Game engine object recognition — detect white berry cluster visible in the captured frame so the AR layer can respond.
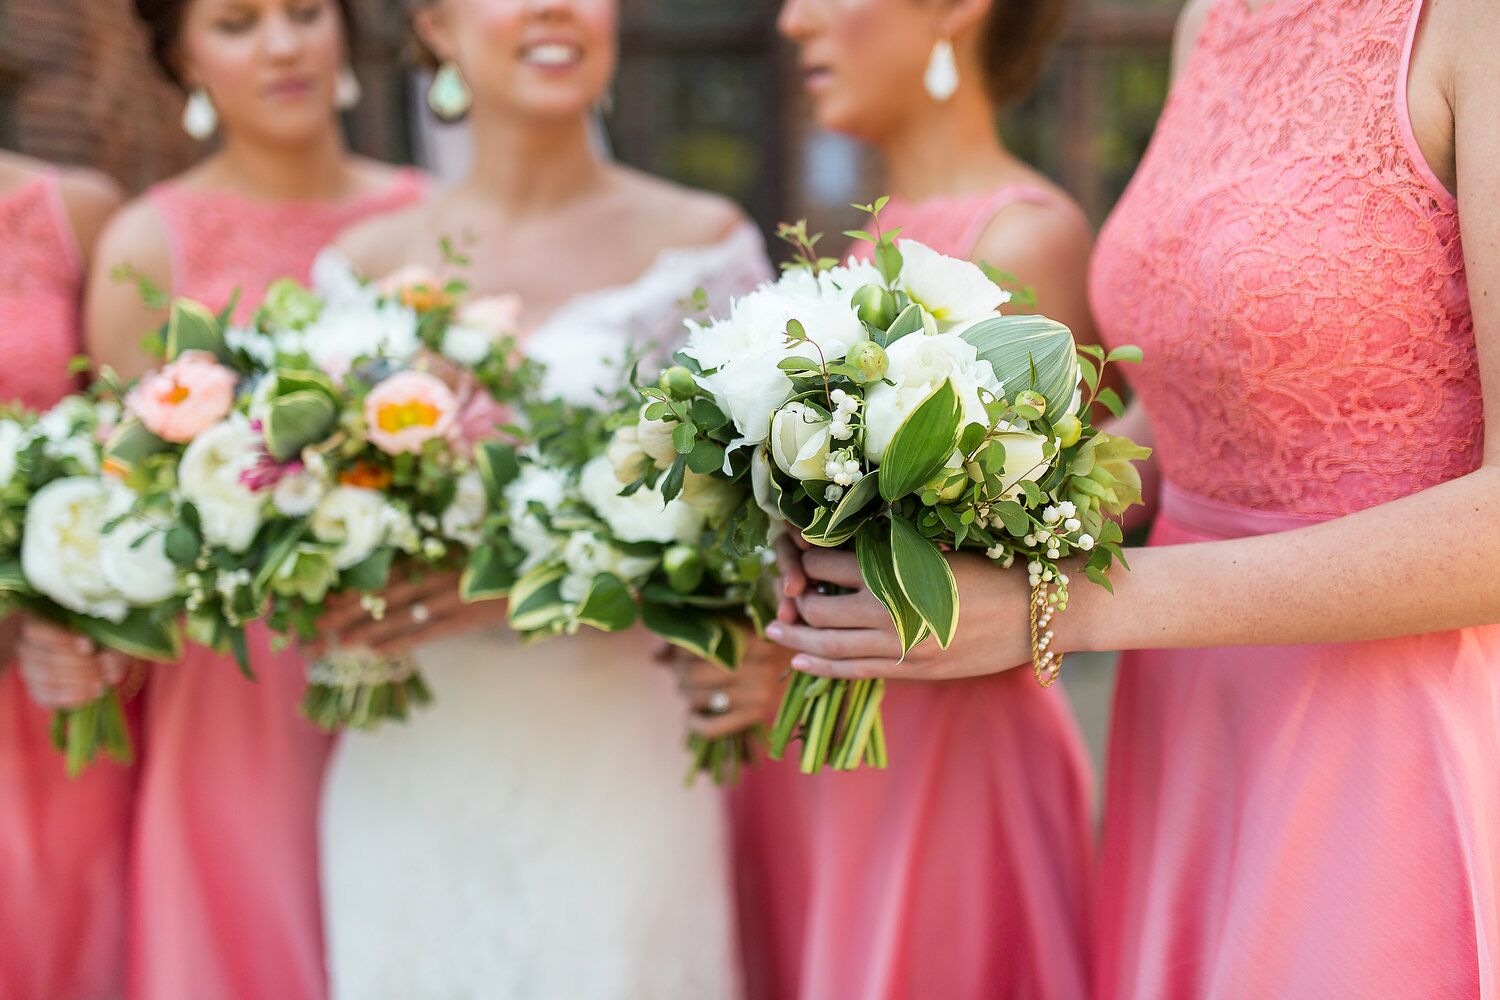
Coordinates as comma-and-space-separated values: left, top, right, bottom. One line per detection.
828, 388, 859, 442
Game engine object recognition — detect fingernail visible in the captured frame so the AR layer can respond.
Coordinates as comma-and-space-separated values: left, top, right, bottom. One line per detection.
764, 623, 783, 640
792, 655, 815, 671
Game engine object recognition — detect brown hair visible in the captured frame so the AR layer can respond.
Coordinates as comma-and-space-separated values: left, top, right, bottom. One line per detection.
132, 0, 360, 89
979, 0, 1071, 107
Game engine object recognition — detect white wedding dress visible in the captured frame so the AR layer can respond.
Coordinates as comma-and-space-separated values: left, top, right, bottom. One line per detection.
320, 223, 770, 1000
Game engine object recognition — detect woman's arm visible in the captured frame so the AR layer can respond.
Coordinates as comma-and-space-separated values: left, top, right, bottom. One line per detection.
84, 198, 173, 381
767, 3, 1500, 678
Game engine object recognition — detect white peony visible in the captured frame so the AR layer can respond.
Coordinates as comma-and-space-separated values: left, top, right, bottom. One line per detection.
310, 487, 388, 569
439, 324, 494, 367
0, 419, 25, 486
559, 531, 657, 605
504, 462, 570, 571
578, 455, 705, 546
22, 477, 130, 622
310, 248, 374, 308
897, 239, 1009, 326
271, 468, 327, 517
98, 490, 180, 607
301, 299, 420, 379
178, 417, 265, 553
769, 401, 834, 481
440, 468, 488, 547
863, 332, 1003, 464
225, 325, 278, 367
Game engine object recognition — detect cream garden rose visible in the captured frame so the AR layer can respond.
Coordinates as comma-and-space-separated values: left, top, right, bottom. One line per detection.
310, 486, 388, 570
178, 417, 265, 553
578, 455, 704, 546
863, 332, 1004, 464
22, 477, 130, 622
769, 401, 834, 481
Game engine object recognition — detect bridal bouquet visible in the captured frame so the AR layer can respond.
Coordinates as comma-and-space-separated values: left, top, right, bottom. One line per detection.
633, 201, 1149, 773
0, 395, 184, 774
97, 255, 536, 732
498, 388, 777, 784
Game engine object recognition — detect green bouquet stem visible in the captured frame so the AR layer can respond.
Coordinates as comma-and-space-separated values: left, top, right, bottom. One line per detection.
300, 647, 432, 731
686, 729, 760, 787
50, 688, 132, 778
768, 672, 889, 774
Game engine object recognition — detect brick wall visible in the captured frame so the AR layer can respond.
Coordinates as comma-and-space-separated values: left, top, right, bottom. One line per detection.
0, 0, 200, 192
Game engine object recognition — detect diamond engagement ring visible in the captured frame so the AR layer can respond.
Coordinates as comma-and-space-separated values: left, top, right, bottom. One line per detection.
706, 689, 732, 716
410, 602, 431, 625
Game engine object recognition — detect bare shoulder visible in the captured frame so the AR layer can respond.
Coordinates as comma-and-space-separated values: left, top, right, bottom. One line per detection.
971, 187, 1095, 338
607, 167, 751, 250
1172, 0, 1218, 83
334, 197, 440, 278
348, 156, 420, 195
56, 168, 124, 262
93, 193, 171, 286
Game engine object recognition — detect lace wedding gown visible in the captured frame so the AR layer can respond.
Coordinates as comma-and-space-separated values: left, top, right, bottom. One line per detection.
320, 223, 770, 1000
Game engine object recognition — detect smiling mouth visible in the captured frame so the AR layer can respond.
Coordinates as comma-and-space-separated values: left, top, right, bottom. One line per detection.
520, 42, 583, 68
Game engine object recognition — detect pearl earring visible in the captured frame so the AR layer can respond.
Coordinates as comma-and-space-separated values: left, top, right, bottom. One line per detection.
182, 88, 218, 140
428, 61, 472, 122
924, 38, 959, 102
335, 67, 362, 111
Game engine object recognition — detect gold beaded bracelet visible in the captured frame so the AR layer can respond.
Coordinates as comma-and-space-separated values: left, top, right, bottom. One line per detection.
1030, 578, 1063, 687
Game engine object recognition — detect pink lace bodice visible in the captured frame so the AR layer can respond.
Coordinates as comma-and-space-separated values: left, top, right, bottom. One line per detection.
0, 174, 84, 409
149, 168, 427, 320
1091, 0, 1475, 517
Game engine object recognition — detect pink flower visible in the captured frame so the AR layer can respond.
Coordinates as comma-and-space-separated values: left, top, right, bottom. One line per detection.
458, 295, 523, 338
364, 370, 458, 455
447, 372, 513, 453
124, 351, 238, 444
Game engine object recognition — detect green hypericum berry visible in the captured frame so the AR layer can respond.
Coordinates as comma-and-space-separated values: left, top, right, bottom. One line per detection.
851, 284, 897, 329
847, 340, 890, 383
1054, 413, 1083, 448
663, 545, 706, 593
659, 366, 699, 401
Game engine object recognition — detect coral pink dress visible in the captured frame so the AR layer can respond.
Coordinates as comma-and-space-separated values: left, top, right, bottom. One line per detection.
0, 171, 135, 1000
731, 186, 1097, 1000
129, 170, 425, 1000
1090, 1, 1500, 996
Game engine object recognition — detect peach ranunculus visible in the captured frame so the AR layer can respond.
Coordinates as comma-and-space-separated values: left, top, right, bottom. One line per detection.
378, 265, 452, 312
363, 370, 458, 455
124, 350, 238, 444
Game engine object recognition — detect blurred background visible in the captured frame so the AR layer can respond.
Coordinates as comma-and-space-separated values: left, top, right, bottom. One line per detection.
0, 0, 1176, 773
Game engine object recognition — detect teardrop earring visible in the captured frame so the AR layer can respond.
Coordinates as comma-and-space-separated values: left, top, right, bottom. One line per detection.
182, 88, 218, 140
924, 39, 959, 102
335, 67, 362, 111
428, 61, 472, 122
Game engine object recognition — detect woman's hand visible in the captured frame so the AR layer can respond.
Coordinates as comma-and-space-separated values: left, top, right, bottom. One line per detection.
667, 637, 786, 740
310, 570, 500, 657
765, 544, 1033, 681
16, 617, 130, 709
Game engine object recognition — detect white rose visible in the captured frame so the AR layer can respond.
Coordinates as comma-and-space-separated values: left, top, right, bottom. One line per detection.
504, 463, 570, 571
769, 401, 834, 481
439, 324, 494, 367
636, 408, 680, 470
21, 478, 129, 623
272, 469, 327, 517
178, 417, 265, 553
440, 468, 488, 547
578, 455, 705, 545
559, 532, 657, 604
864, 333, 1003, 464
310, 487, 388, 569
98, 493, 179, 606
897, 239, 1009, 326
0, 420, 25, 486
990, 428, 1054, 499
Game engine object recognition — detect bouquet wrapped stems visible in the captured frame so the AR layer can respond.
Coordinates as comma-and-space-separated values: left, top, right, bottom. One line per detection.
300, 646, 432, 731
686, 730, 758, 786
50, 688, 132, 777
770, 672, 888, 773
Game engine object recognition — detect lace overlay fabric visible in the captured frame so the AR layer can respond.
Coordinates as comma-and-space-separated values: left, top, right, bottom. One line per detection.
149, 169, 428, 318
0, 176, 83, 409
1090, 0, 1475, 517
